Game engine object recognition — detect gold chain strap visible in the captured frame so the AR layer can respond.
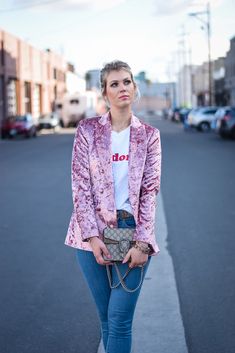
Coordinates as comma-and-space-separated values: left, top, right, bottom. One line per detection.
106, 263, 144, 293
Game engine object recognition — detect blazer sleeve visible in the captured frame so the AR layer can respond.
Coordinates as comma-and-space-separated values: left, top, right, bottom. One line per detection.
134, 128, 162, 245
71, 122, 100, 241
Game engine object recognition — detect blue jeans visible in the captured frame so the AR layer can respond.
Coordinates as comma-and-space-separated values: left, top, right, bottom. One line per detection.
76, 211, 151, 353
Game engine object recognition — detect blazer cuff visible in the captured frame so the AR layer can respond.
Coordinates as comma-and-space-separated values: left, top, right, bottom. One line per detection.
82, 235, 99, 242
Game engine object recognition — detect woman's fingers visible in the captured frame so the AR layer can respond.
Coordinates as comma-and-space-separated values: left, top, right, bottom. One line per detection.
90, 238, 112, 265
95, 247, 112, 266
125, 248, 148, 268
94, 242, 147, 267
96, 254, 109, 265
100, 244, 111, 259
122, 249, 131, 264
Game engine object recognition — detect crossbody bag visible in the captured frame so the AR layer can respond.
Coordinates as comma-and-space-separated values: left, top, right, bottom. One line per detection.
103, 227, 144, 293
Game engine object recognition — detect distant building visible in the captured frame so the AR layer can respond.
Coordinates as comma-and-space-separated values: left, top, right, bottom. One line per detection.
134, 79, 176, 112
225, 36, 235, 106
213, 57, 229, 106
177, 64, 198, 107
177, 59, 229, 107
66, 63, 86, 94
193, 62, 212, 106
85, 69, 100, 90
0, 28, 68, 135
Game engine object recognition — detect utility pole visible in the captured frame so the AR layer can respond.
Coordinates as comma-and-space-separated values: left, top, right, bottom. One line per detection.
170, 51, 179, 107
189, 2, 212, 105
188, 45, 194, 107
207, 2, 212, 106
178, 25, 188, 107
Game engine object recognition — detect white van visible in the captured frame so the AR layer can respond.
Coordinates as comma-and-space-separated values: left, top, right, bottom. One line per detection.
55, 91, 98, 127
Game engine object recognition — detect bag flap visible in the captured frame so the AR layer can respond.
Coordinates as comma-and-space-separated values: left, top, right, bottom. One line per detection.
103, 227, 134, 242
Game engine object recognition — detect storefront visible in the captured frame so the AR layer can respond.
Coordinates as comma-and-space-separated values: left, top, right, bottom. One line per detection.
7, 78, 18, 116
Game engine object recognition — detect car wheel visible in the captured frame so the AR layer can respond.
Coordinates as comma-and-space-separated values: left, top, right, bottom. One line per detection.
25, 129, 33, 138
219, 131, 228, 139
198, 122, 210, 132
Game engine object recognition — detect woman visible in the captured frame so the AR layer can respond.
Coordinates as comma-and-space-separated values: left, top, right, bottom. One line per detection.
65, 60, 162, 353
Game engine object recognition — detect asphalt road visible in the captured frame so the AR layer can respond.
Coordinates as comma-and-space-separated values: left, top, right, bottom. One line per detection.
0, 119, 235, 353
150, 117, 235, 353
0, 131, 100, 353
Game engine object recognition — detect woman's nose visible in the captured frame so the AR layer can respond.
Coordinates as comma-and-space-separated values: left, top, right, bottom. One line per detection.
119, 83, 126, 92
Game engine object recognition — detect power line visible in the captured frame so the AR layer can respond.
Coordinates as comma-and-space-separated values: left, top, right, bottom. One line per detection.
0, 0, 63, 13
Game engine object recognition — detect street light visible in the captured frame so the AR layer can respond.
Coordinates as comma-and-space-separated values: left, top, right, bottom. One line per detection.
189, 2, 212, 105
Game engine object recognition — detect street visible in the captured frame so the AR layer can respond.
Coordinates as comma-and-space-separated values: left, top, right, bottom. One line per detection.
158, 118, 235, 353
0, 117, 235, 353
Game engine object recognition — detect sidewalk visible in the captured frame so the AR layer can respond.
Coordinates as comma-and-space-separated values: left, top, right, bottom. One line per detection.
98, 191, 188, 353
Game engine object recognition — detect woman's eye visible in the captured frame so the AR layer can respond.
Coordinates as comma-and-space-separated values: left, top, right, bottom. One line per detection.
110, 82, 118, 87
124, 80, 131, 85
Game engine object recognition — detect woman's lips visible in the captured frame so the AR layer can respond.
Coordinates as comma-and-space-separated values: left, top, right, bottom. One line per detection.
119, 95, 129, 100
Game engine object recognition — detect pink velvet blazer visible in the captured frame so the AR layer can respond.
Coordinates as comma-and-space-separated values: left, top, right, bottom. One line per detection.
65, 112, 162, 255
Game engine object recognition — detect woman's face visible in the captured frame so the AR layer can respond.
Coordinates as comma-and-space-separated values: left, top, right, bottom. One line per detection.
104, 69, 136, 109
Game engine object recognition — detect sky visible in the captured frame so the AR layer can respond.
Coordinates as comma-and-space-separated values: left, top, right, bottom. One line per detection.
0, 0, 234, 82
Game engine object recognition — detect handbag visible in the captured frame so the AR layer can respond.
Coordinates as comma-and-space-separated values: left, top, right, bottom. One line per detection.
103, 227, 144, 293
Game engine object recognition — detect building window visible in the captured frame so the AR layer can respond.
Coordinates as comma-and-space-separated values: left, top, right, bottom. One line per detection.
54, 85, 57, 100
1, 41, 4, 66
0, 75, 5, 122
53, 68, 57, 79
24, 82, 31, 113
70, 99, 79, 104
7, 79, 18, 116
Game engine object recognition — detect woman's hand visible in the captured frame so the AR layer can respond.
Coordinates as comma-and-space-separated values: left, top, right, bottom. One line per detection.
122, 247, 148, 268
89, 237, 113, 265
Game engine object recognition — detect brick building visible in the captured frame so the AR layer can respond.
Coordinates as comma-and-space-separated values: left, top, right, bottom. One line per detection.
0, 29, 67, 132
225, 36, 235, 106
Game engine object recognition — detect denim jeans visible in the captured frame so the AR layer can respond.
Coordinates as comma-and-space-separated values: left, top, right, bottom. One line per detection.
76, 211, 151, 353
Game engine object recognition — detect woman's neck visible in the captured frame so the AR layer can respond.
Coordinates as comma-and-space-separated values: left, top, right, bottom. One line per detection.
110, 107, 132, 132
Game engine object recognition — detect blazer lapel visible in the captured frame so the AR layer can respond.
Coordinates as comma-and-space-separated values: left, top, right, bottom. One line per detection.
96, 112, 114, 190
128, 116, 147, 218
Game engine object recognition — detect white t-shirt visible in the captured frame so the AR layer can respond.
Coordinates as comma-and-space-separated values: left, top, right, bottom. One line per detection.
111, 126, 132, 214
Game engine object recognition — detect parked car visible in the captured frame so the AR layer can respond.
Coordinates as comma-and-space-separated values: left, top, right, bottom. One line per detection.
38, 112, 60, 131
187, 107, 218, 132
211, 106, 232, 131
1, 114, 37, 139
216, 107, 235, 139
